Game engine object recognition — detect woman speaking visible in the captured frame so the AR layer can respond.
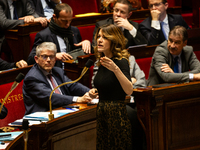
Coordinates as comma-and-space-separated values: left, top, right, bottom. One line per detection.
93, 24, 133, 150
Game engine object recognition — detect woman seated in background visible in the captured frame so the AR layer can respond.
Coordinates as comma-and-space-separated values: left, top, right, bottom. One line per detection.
93, 24, 133, 150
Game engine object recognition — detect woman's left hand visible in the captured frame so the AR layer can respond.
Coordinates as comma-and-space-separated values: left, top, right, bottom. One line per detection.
100, 56, 118, 72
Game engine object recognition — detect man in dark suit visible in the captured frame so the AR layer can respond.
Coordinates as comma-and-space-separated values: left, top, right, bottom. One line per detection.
0, 103, 8, 119
23, 42, 96, 115
27, 3, 91, 67
0, 58, 27, 71
148, 26, 200, 86
28, 0, 61, 19
139, 0, 190, 46
0, 0, 48, 53
92, 0, 147, 49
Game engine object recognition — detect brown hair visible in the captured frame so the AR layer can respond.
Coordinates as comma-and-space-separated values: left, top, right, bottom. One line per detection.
94, 24, 130, 66
169, 25, 188, 42
114, 0, 133, 12
54, 3, 72, 18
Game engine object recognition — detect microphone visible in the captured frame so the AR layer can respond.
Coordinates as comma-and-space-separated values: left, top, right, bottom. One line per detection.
0, 73, 25, 114
22, 119, 29, 150
48, 59, 94, 121
11, 73, 25, 91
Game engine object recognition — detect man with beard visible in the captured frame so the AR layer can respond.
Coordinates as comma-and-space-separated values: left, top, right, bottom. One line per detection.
27, 3, 91, 68
148, 26, 200, 86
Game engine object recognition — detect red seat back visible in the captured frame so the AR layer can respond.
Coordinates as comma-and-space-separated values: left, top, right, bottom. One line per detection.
29, 32, 37, 52
0, 81, 25, 127
136, 57, 152, 79
78, 25, 96, 43
194, 51, 200, 61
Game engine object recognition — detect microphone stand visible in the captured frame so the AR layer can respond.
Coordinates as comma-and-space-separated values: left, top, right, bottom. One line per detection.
0, 91, 12, 114
48, 62, 91, 121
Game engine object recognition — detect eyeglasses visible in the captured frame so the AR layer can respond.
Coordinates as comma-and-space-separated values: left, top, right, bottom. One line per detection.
40, 55, 55, 60
148, 2, 163, 9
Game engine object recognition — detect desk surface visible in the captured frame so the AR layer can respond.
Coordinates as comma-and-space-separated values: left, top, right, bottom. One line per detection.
6, 103, 97, 150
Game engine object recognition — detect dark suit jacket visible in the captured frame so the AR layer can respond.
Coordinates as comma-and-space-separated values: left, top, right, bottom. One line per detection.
148, 41, 200, 86
0, 58, 15, 71
0, 0, 39, 49
139, 14, 190, 46
27, 26, 82, 67
0, 103, 8, 119
23, 63, 90, 115
28, 0, 55, 17
92, 17, 147, 49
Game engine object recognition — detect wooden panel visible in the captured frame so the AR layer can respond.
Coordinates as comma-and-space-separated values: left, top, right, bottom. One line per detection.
52, 121, 96, 150
133, 81, 200, 150
166, 98, 200, 150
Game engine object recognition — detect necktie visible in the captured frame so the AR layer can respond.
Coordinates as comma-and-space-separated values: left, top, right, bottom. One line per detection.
63, 37, 71, 52
161, 22, 167, 40
174, 56, 179, 73
47, 74, 61, 94
13, 1, 18, 20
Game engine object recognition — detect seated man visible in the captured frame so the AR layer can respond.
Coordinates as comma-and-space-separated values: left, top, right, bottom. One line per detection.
0, 0, 48, 52
139, 0, 190, 46
27, 3, 91, 68
28, 0, 61, 20
0, 103, 8, 119
23, 42, 96, 115
148, 26, 200, 86
0, 58, 27, 71
93, 0, 147, 49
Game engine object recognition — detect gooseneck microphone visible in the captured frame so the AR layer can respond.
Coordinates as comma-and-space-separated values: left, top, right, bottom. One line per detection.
48, 59, 94, 121
22, 119, 29, 150
0, 73, 25, 114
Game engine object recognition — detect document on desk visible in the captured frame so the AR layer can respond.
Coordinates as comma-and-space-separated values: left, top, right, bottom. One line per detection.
24, 109, 78, 121
0, 131, 23, 141
9, 109, 79, 126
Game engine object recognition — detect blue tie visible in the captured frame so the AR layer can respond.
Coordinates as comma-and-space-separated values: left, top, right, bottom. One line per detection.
174, 56, 179, 73
161, 22, 167, 40
13, 1, 18, 20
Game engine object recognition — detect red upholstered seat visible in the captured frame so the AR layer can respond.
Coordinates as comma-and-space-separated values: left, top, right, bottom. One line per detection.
29, 32, 37, 52
135, 57, 152, 79
194, 51, 200, 61
78, 25, 96, 42
0, 81, 25, 127
61, 0, 99, 16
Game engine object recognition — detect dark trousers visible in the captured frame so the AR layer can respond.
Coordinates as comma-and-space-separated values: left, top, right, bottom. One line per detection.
126, 103, 146, 150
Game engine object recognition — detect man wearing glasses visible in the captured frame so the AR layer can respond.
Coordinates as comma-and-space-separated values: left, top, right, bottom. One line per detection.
23, 42, 96, 115
139, 0, 190, 46
92, 0, 147, 49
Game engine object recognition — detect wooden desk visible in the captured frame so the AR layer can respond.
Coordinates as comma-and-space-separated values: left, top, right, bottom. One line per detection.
3, 7, 181, 62
7, 104, 97, 150
128, 27, 200, 59
4, 23, 44, 62
0, 65, 32, 85
133, 82, 200, 150
71, 7, 181, 27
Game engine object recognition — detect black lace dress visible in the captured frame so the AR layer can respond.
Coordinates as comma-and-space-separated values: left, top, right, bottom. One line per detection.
94, 58, 132, 150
